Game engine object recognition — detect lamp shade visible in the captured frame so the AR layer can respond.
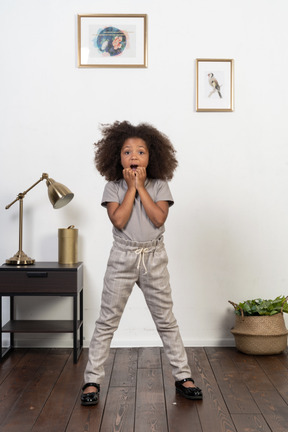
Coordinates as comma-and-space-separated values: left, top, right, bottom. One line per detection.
47, 178, 74, 209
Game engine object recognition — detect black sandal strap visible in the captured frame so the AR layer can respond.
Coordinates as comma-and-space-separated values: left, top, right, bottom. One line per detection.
178, 378, 195, 385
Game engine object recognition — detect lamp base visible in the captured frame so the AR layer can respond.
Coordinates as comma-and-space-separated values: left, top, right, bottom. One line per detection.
6, 250, 35, 265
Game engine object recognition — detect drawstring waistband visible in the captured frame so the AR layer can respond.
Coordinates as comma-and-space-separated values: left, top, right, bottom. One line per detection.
135, 247, 153, 274
112, 235, 164, 275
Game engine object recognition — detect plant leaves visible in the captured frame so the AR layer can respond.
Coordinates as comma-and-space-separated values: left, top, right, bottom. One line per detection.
230, 295, 288, 316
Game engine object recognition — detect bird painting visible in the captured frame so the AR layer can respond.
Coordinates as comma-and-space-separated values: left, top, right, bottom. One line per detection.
208, 73, 222, 98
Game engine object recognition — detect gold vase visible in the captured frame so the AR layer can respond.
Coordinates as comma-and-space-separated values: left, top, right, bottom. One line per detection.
58, 226, 78, 264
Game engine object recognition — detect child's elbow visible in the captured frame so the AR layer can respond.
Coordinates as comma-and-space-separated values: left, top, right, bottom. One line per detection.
153, 216, 166, 228
110, 215, 127, 230
154, 222, 164, 229
113, 221, 126, 230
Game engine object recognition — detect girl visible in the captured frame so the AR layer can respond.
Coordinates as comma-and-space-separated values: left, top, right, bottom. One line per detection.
81, 121, 202, 405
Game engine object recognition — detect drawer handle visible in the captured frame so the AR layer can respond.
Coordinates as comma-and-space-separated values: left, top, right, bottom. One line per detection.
26, 272, 48, 278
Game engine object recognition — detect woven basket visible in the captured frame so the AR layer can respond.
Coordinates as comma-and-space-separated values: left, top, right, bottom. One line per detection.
229, 300, 288, 355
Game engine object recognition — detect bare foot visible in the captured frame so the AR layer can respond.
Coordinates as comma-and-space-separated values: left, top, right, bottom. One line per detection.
83, 385, 98, 394
182, 380, 196, 389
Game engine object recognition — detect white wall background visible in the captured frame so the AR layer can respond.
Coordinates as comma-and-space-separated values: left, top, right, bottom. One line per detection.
1, 0, 288, 348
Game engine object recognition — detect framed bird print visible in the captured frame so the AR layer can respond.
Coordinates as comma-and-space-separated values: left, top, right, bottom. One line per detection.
78, 14, 147, 68
196, 59, 234, 112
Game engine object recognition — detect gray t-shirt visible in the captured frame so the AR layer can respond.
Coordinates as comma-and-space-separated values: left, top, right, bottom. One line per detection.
101, 178, 174, 242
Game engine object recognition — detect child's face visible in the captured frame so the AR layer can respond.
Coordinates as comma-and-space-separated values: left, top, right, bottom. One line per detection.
121, 137, 149, 171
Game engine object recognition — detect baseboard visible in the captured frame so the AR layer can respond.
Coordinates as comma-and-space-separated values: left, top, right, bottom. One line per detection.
13, 335, 235, 349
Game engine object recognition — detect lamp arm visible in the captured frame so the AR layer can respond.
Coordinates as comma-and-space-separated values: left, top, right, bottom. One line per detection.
5, 173, 49, 210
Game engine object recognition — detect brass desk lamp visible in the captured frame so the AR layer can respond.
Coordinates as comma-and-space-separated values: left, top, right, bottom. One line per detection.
5, 173, 74, 265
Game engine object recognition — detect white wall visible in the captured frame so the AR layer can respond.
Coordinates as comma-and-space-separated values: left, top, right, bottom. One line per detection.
1, 0, 288, 349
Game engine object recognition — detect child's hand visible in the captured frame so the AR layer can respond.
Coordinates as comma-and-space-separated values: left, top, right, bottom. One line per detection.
123, 168, 136, 190
135, 167, 147, 190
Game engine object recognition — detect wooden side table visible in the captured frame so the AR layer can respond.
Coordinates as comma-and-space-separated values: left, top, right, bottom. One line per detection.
0, 262, 83, 363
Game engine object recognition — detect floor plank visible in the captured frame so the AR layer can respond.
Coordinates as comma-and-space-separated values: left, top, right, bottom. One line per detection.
255, 355, 288, 404
101, 386, 136, 432
1, 349, 71, 432
30, 349, 86, 432
0, 349, 51, 426
110, 348, 138, 387
161, 350, 202, 432
138, 347, 161, 370
226, 349, 275, 392
250, 390, 288, 432
231, 414, 271, 432
135, 368, 167, 432
205, 347, 260, 414
0, 347, 287, 432
187, 347, 237, 432
0, 349, 27, 384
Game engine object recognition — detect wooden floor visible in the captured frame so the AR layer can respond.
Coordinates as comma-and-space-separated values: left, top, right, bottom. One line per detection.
0, 347, 288, 432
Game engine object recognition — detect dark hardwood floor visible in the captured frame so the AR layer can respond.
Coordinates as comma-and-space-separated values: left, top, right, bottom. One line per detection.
0, 346, 288, 431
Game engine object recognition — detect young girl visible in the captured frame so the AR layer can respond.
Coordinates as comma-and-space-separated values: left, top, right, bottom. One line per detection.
81, 121, 202, 405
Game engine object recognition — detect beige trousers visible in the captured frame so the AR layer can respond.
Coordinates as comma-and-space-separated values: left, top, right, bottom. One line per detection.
84, 236, 191, 384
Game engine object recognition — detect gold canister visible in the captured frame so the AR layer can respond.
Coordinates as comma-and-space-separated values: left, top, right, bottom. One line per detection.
58, 225, 78, 264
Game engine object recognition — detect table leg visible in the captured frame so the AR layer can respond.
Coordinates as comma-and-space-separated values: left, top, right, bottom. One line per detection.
10, 296, 14, 348
73, 295, 77, 363
80, 289, 83, 354
0, 296, 2, 358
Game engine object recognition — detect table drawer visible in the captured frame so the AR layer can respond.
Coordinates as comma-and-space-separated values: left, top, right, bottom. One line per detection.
0, 270, 80, 294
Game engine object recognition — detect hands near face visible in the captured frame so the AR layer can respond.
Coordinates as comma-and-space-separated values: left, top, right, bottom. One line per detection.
123, 167, 146, 191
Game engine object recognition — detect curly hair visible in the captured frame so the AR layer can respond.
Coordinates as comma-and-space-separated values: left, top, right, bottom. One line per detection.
94, 121, 178, 181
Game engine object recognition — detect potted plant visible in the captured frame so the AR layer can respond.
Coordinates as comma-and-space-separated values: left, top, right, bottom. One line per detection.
228, 295, 288, 355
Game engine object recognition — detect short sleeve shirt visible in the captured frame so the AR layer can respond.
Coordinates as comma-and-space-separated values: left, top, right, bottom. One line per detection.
101, 179, 174, 242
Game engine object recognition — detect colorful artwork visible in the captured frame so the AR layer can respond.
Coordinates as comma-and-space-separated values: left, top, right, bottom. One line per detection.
78, 14, 147, 68
93, 27, 127, 57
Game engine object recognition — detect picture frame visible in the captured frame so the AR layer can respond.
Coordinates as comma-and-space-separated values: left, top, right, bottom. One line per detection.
196, 59, 234, 112
77, 14, 147, 68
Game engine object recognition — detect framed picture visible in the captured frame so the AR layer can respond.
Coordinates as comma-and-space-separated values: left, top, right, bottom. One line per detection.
196, 59, 234, 111
77, 14, 147, 68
